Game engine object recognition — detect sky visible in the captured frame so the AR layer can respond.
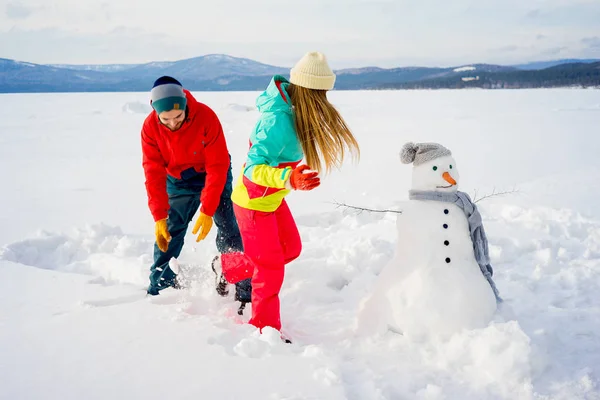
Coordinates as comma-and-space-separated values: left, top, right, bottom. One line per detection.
1, 0, 599, 68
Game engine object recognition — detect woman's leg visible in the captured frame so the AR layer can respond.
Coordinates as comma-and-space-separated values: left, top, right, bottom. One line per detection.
274, 200, 302, 264
233, 205, 286, 331
221, 202, 302, 331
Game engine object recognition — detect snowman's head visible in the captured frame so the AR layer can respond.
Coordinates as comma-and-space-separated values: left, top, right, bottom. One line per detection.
400, 142, 460, 192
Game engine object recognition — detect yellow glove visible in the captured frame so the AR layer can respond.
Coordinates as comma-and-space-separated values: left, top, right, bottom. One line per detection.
155, 218, 171, 252
192, 212, 213, 242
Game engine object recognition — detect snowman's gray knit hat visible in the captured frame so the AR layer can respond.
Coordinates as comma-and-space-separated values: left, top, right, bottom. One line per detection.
400, 142, 452, 166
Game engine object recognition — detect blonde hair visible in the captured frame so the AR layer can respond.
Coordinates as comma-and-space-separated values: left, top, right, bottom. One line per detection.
287, 84, 360, 173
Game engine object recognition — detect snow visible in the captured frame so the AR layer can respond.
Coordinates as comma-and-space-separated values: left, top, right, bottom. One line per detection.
16, 61, 36, 68
122, 100, 152, 114
454, 66, 477, 72
1, 89, 600, 399
75, 74, 93, 81
226, 103, 255, 112
462, 76, 480, 82
204, 54, 235, 61
144, 61, 176, 68
49, 64, 139, 72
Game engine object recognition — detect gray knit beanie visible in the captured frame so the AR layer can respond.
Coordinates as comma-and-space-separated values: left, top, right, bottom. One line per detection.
400, 142, 452, 166
151, 76, 187, 114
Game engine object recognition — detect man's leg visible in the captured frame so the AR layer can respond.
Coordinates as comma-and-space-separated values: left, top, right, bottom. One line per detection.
148, 192, 200, 295
212, 166, 252, 302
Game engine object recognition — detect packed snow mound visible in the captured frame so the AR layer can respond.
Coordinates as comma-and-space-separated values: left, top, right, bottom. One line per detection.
423, 321, 536, 399
0, 224, 151, 286
122, 101, 152, 114
226, 103, 256, 112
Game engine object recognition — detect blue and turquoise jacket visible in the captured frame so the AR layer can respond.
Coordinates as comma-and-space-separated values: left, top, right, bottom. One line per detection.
231, 75, 303, 212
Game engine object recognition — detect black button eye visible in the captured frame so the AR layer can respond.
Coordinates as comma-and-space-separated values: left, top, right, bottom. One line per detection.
443, 224, 448, 229
444, 209, 449, 214
445, 258, 451, 263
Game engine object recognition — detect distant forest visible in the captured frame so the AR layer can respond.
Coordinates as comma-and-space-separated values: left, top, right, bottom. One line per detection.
382, 62, 600, 89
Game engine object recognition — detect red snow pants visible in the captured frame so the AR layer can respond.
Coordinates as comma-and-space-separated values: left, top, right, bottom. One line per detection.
220, 200, 301, 331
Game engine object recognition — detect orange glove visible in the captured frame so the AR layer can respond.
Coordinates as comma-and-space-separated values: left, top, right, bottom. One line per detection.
155, 218, 171, 252
192, 212, 213, 242
289, 165, 320, 191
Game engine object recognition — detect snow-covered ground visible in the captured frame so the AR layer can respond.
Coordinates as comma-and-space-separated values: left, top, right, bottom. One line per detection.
1, 89, 599, 399
453, 66, 476, 72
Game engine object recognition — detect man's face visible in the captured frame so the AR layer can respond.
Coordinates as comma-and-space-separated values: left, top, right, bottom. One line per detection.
158, 109, 185, 131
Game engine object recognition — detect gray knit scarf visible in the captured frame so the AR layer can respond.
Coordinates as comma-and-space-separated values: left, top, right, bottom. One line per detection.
408, 190, 501, 303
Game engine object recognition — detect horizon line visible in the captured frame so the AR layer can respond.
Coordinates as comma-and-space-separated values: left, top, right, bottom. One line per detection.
3, 53, 600, 71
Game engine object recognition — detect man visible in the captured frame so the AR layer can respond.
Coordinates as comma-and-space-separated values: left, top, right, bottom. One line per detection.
141, 75, 251, 306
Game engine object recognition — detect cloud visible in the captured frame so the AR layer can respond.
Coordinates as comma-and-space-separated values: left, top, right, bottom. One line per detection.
541, 46, 568, 55
0, 27, 175, 64
1, 0, 600, 67
521, 2, 600, 28
5, 2, 32, 19
581, 37, 600, 48
496, 45, 520, 53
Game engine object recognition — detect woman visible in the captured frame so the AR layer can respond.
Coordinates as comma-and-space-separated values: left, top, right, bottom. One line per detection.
217, 51, 360, 336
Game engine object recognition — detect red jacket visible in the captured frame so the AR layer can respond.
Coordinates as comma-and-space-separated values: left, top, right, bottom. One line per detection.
141, 90, 230, 221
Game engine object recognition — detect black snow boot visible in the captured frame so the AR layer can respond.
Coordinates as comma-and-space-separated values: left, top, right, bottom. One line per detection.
211, 255, 229, 297
237, 301, 249, 315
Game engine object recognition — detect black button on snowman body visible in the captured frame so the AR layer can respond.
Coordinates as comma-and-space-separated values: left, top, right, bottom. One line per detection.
443, 209, 451, 263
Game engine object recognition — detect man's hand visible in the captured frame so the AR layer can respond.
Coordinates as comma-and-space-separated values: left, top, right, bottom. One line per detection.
155, 218, 171, 252
192, 212, 213, 242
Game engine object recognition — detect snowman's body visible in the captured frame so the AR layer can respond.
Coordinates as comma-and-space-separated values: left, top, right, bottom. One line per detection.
372, 200, 497, 336
356, 144, 497, 337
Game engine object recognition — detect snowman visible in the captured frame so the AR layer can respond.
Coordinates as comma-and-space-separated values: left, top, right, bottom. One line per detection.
356, 142, 500, 337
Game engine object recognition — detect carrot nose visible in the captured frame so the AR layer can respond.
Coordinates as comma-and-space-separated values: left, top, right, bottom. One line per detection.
442, 172, 457, 185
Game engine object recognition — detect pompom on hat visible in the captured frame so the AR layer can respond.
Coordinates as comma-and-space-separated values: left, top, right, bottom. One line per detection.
290, 51, 336, 90
400, 142, 452, 166
151, 76, 187, 114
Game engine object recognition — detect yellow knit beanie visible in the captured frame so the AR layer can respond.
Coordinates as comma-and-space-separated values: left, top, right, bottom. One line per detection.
289, 51, 336, 90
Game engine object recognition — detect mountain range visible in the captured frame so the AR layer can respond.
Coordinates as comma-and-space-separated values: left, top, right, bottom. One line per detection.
1, 54, 599, 93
